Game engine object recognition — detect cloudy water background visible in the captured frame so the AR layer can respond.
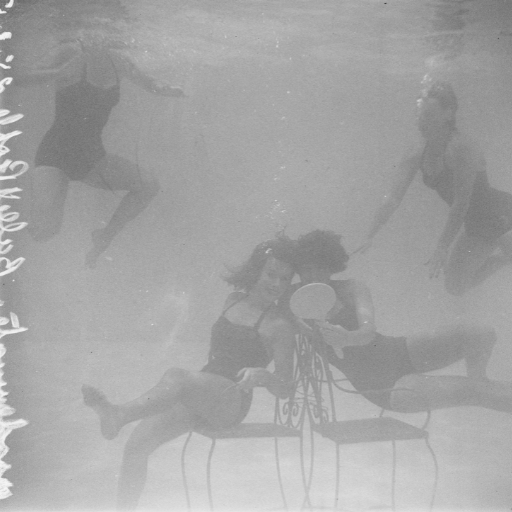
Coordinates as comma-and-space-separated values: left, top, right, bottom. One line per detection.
3, 0, 512, 510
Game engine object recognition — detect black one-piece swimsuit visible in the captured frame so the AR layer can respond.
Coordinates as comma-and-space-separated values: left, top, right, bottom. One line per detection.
201, 296, 272, 424
35, 63, 120, 180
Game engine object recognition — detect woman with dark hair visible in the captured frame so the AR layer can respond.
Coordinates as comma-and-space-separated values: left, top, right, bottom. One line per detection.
361, 80, 512, 295
82, 236, 297, 510
14, 31, 184, 268
294, 229, 512, 414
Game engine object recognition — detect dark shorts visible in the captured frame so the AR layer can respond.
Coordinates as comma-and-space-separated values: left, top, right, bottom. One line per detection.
35, 128, 106, 181
195, 366, 253, 430
329, 333, 415, 409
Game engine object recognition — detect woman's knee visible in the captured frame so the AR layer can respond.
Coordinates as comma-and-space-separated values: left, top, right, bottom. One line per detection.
160, 367, 191, 386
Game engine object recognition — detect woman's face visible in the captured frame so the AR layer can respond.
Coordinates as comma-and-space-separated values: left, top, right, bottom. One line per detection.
298, 263, 332, 285
253, 256, 294, 303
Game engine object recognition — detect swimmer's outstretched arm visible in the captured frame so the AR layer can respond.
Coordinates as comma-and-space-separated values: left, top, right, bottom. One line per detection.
12, 43, 81, 86
359, 148, 421, 252
108, 49, 185, 97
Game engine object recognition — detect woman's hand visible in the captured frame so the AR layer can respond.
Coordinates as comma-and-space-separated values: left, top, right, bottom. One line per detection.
236, 367, 270, 391
316, 318, 376, 348
315, 321, 351, 347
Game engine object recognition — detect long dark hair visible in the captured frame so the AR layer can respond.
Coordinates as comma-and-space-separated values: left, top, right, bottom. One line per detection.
295, 230, 349, 274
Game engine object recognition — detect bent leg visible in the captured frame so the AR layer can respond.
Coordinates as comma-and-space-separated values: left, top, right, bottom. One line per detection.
83, 368, 243, 439
83, 154, 159, 267
444, 231, 502, 296
406, 324, 496, 380
29, 165, 69, 241
117, 404, 195, 511
390, 373, 512, 414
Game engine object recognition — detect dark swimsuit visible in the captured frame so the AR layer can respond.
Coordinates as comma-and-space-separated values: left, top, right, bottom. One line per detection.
312, 281, 415, 409
201, 294, 272, 425
35, 60, 121, 181
421, 148, 512, 240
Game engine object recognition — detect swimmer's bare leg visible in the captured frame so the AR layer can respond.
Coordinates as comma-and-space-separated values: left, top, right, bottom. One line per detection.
82, 385, 123, 440
406, 324, 496, 381
117, 407, 193, 511
81, 374, 185, 441
29, 165, 69, 241
83, 154, 159, 268
444, 231, 499, 295
83, 369, 241, 442
85, 183, 158, 267
390, 373, 512, 414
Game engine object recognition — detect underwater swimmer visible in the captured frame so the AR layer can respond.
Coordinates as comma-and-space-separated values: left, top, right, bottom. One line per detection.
293, 230, 512, 414
360, 81, 512, 295
82, 237, 296, 510
14, 33, 184, 268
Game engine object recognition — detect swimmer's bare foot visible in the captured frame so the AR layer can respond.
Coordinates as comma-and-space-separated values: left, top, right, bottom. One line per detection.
82, 385, 123, 440
85, 229, 113, 269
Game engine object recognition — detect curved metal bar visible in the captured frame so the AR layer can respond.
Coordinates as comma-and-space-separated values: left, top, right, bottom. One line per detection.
299, 425, 313, 510
391, 440, 397, 512
425, 437, 439, 512
181, 431, 193, 512
206, 439, 217, 511
274, 437, 288, 510
300, 333, 440, 512
334, 443, 340, 510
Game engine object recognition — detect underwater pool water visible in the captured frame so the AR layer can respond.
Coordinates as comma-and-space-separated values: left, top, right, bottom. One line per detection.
3, 0, 512, 510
